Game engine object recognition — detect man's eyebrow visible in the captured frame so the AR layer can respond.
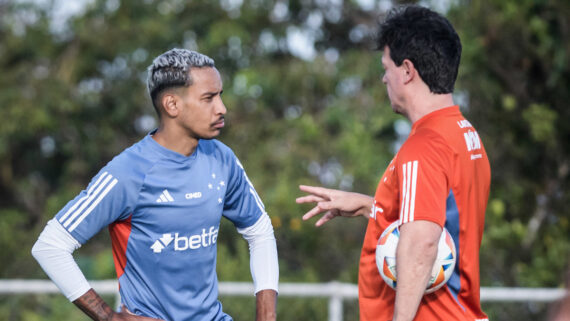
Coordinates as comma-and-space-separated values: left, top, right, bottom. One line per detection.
201, 90, 221, 97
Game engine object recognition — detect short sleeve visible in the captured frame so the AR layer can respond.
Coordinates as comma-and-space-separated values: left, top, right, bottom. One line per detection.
54, 168, 134, 244
396, 129, 453, 227
222, 153, 265, 229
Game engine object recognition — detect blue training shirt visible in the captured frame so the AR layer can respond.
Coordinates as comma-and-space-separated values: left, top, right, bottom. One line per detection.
55, 132, 266, 321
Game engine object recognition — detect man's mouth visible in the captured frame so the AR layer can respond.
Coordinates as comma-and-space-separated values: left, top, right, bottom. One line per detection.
212, 118, 225, 129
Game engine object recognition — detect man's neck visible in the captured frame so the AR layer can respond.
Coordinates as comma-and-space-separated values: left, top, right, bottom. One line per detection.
405, 93, 455, 124
152, 126, 199, 157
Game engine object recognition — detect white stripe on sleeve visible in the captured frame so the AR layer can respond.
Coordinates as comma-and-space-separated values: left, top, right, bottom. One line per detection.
58, 172, 110, 223
236, 158, 266, 212
400, 162, 408, 224
249, 188, 266, 214
60, 173, 118, 232
68, 178, 118, 232
409, 160, 418, 222
400, 161, 418, 224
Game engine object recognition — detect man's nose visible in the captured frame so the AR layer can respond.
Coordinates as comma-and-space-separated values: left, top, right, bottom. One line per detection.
215, 96, 227, 115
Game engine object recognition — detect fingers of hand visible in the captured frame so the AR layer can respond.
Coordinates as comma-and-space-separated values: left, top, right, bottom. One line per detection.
116, 306, 163, 321
302, 205, 324, 221
296, 195, 327, 204
316, 211, 337, 227
120, 305, 134, 315
298, 185, 332, 198
316, 200, 334, 210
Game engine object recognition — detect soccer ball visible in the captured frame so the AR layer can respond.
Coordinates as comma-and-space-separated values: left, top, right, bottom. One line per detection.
375, 221, 456, 294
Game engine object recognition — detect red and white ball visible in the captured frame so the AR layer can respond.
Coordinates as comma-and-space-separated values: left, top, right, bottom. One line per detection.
375, 221, 457, 294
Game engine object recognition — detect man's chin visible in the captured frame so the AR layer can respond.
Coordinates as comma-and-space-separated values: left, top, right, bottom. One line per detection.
391, 104, 403, 115
199, 130, 222, 140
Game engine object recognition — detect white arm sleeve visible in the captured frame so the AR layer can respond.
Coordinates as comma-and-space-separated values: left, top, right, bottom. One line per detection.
237, 214, 279, 294
31, 219, 91, 301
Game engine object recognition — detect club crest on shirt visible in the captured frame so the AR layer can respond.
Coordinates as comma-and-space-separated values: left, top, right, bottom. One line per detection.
207, 172, 226, 204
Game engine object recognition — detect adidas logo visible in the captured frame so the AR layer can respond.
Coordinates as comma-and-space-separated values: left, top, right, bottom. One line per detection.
156, 189, 174, 203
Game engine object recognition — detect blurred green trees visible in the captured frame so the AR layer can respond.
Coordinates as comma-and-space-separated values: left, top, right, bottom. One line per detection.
0, 0, 568, 320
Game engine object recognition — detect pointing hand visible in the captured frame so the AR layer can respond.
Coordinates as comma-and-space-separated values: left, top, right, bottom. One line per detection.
296, 185, 373, 226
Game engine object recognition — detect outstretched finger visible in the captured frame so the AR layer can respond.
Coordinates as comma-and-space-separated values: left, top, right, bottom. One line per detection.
315, 200, 339, 210
315, 211, 337, 227
302, 205, 327, 221
296, 194, 327, 204
299, 185, 333, 199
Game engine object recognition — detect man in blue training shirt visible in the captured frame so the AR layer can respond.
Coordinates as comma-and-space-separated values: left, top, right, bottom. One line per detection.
32, 49, 279, 321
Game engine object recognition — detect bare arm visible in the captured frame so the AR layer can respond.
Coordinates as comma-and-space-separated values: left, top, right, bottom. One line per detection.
296, 185, 373, 226
255, 289, 277, 321
73, 289, 163, 321
393, 221, 441, 321
73, 289, 115, 320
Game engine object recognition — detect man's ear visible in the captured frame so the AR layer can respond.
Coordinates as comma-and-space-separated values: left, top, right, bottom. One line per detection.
401, 59, 416, 84
161, 92, 179, 117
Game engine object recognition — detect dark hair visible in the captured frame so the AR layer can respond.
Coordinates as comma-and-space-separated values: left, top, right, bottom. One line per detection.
377, 5, 461, 94
147, 49, 215, 117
